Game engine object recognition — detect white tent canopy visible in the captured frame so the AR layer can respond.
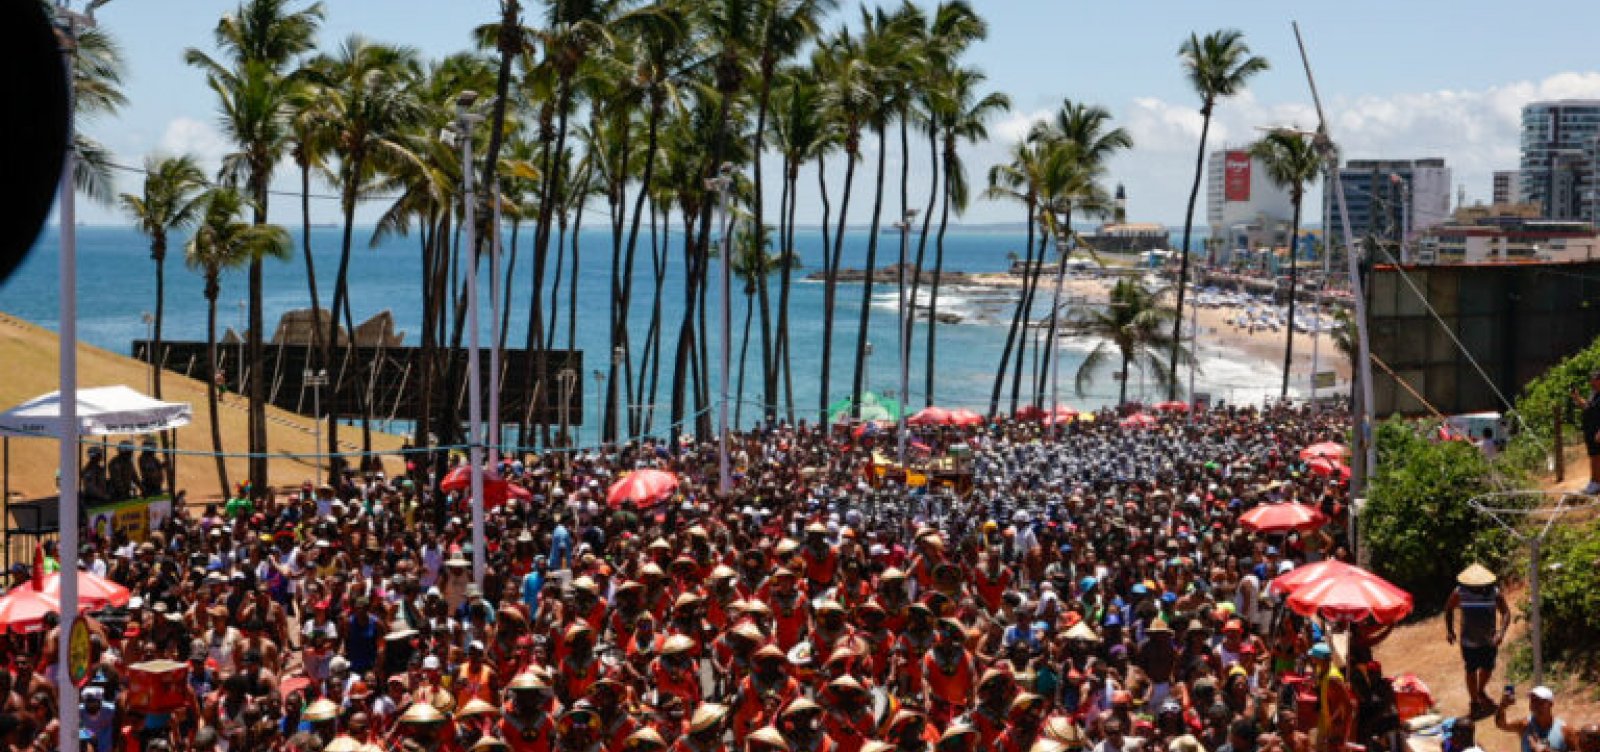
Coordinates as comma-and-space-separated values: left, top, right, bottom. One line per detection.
0, 385, 192, 438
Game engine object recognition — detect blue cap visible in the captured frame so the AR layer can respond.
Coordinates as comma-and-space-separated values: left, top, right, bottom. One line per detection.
1103, 613, 1123, 627
1265, 546, 1280, 556
1161, 592, 1177, 604
1308, 642, 1331, 660
1080, 577, 1097, 592
1131, 583, 1149, 596
1059, 543, 1073, 554
1031, 621, 1050, 632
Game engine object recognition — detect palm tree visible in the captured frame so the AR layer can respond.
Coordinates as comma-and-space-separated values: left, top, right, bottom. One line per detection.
751, 0, 836, 421
1030, 99, 1130, 402
70, 26, 129, 204
1250, 130, 1323, 399
923, 66, 1006, 406
1074, 279, 1186, 406
1167, 29, 1268, 398
848, 3, 922, 419
186, 0, 324, 493
730, 219, 787, 427
185, 188, 292, 497
120, 155, 208, 401
983, 138, 1047, 418
305, 36, 424, 468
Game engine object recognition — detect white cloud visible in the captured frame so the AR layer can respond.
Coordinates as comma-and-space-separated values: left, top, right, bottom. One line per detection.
1097, 72, 1600, 225
991, 109, 1051, 145
159, 116, 232, 176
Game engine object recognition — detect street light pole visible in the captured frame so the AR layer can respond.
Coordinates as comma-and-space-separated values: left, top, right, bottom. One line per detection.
53, 3, 106, 748
142, 312, 154, 394
705, 165, 734, 495
894, 210, 917, 467
454, 90, 487, 587
489, 184, 503, 467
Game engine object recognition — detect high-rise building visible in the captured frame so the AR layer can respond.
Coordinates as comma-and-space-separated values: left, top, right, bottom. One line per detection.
1322, 158, 1452, 256
1519, 100, 1600, 222
1493, 170, 1523, 205
1206, 146, 1294, 251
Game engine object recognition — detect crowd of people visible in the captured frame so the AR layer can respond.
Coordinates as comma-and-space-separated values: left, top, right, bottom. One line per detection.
5, 401, 1591, 752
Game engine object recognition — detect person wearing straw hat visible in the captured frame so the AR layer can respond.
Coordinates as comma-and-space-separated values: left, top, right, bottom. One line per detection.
1446, 563, 1510, 717
394, 702, 454, 752
672, 703, 730, 752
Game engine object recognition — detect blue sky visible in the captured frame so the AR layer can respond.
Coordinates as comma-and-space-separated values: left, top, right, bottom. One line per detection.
74, 0, 1600, 227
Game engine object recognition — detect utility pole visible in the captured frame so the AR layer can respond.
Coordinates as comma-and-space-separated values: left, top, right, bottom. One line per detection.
305, 369, 328, 483
705, 164, 734, 495
452, 90, 487, 586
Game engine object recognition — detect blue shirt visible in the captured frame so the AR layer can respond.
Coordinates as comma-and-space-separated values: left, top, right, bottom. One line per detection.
522, 570, 546, 608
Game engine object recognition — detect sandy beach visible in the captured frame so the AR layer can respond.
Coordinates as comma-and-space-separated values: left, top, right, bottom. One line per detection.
962, 271, 1354, 390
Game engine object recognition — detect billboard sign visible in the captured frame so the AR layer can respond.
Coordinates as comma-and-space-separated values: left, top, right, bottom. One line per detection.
1225, 151, 1251, 202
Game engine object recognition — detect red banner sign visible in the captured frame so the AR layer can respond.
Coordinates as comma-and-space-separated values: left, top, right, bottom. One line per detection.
1225, 151, 1251, 202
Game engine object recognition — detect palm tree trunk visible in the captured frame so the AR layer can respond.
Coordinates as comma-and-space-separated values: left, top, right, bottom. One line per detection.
669, 209, 700, 447
153, 238, 174, 490
754, 71, 777, 425
1168, 105, 1214, 399
908, 128, 939, 405
821, 148, 857, 424
618, 101, 664, 437
990, 201, 1035, 417
1038, 215, 1074, 401
643, 200, 667, 434
206, 286, 229, 498
775, 161, 797, 424
926, 142, 953, 407
1011, 230, 1049, 413
1118, 350, 1130, 405
736, 289, 754, 428
849, 125, 890, 418
1281, 191, 1302, 399
326, 160, 365, 477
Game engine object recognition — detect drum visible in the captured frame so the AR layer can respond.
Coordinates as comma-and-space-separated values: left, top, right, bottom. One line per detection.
126, 659, 190, 713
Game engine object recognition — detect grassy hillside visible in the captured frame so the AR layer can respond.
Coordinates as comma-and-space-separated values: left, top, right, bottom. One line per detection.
0, 313, 404, 502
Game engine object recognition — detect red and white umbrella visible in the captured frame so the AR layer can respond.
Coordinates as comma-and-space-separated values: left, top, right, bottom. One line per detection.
1119, 413, 1157, 429
949, 409, 985, 427
1287, 568, 1413, 624
1043, 407, 1079, 426
1299, 442, 1350, 461
1239, 502, 1328, 533
1268, 559, 1359, 596
1154, 400, 1190, 413
43, 570, 131, 610
907, 407, 954, 426
0, 546, 59, 634
606, 469, 679, 508
1306, 457, 1351, 481
439, 465, 471, 492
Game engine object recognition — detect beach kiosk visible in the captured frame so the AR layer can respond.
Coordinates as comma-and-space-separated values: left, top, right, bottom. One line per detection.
0, 386, 191, 566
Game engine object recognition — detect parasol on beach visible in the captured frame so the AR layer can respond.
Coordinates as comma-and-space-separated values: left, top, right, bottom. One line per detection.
1239, 502, 1328, 533
828, 392, 902, 424
1306, 456, 1351, 481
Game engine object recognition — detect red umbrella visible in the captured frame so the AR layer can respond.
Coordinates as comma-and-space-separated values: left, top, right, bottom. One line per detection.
606, 469, 679, 508
1014, 405, 1047, 421
1119, 413, 1157, 429
1239, 502, 1328, 533
439, 465, 471, 492
1306, 457, 1351, 481
0, 546, 57, 634
908, 407, 954, 426
1299, 442, 1350, 461
43, 570, 131, 609
949, 409, 985, 427
1154, 400, 1190, 413
1268, 559, 1359, 596
1288, 568, 1413, 624
1043, 407, 1079, 426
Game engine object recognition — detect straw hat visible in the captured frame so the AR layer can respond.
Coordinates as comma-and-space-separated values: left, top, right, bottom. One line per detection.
400, 702, 447, 725
1042, 717, 1086, 746
1030, 740, 1068, 752
1146, 618, 1172, 635
1009, 693, 1044, 719
458, 698, 500, 719
688, 703, 729, 734
1064, 622, 1100, 643
661, 634, 696, 656
862, 744, 895, 752
1457, 563, 1497, 588
781, 698, 822, 719
470, 739, 511, 752
748, 727, 790, 751
509, 672, 550, 692
624, 728, 668, 751
324, 738, 366, 752
303, 698, 340, 723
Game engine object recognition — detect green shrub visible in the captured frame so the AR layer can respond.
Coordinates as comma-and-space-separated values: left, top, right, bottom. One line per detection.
1363, 419, 1516, 613
1506, 333, 1600, 473
1533, 518, 1600, 665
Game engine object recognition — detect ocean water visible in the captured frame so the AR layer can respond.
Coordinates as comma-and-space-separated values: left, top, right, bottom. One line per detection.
1, 224, 1285, 441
